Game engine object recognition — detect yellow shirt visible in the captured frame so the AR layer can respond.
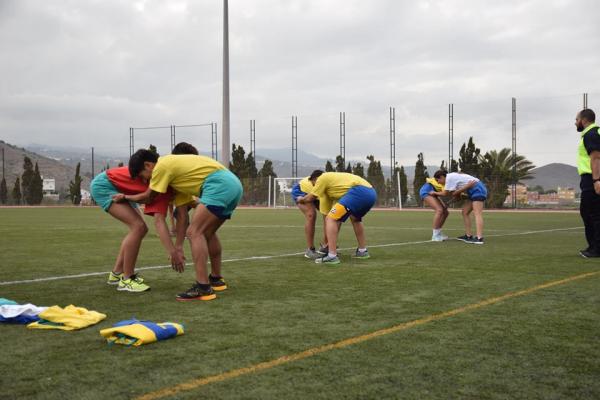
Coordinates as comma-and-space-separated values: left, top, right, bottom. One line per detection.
299, 177, 313, 193
310, 172, 372, 215
150, 154, 226, 206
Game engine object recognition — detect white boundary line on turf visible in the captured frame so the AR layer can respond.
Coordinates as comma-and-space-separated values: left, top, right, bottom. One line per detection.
0, 226, 583, 287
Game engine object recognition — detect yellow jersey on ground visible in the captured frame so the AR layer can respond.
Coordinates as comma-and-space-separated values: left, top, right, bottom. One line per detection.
150, 154, 226, 206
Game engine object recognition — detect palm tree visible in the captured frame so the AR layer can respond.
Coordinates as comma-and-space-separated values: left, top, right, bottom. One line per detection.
479, 148, 535, 208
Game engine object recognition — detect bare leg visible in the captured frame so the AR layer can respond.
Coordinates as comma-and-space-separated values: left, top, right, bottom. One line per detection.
107, 203, 148, 279
350, 216, 367, 248
320, 214, 328, 248
472, 201, 484, 238
325, 217, 342, 256
297, 202, 317, 248
186, 204, 225, 284
424, 196, 446, 229
462, 200, 473, 237
207, 232, 223, 277
112, 246, 124, 274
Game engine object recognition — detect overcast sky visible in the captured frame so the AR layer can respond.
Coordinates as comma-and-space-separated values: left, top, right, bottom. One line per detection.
1, 0, 599, 167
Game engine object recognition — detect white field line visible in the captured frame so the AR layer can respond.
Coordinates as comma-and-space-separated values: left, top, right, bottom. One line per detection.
0, 226, 582, 287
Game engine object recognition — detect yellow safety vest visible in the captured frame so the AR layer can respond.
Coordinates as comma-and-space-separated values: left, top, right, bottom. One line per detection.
577, 123, 600, 175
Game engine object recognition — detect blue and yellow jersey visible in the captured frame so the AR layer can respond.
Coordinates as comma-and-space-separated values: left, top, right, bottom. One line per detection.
310, 172, 372, 215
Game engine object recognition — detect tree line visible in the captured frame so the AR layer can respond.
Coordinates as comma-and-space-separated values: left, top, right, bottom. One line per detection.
0, 156, 83, 205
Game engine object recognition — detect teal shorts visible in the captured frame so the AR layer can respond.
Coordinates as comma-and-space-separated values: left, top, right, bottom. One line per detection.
90, 172, 138, 212
199, 170, 243, 220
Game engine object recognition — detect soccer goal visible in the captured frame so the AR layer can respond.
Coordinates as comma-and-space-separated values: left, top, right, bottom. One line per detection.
272, 177, 302, 208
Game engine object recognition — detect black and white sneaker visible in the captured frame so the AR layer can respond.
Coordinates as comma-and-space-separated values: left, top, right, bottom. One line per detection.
580, 250, 600, 258
457, 234, 473, 243
469, 237, 484, 245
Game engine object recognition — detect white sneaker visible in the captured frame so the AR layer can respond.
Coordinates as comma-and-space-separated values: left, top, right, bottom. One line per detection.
431, 233, 444, 242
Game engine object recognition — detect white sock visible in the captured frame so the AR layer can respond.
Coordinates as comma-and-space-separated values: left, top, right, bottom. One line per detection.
328, 252, 337, 258
433, 229, 440, 235
358, 247, 367, 252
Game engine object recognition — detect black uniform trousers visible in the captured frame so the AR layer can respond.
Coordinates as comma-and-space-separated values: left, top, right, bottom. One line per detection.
580, 189, 600, 251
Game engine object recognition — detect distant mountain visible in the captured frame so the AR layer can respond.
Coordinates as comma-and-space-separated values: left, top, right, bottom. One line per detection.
526, 163, 579, 192
0, 140, 91, 194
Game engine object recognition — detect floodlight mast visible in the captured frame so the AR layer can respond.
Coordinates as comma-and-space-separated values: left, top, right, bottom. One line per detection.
221, 0, 231, 167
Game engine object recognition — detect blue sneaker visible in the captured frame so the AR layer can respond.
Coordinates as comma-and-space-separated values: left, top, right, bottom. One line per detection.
315, 255, 341, 265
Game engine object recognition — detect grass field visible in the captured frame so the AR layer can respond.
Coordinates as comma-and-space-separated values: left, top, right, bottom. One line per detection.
1, 207, 600, 400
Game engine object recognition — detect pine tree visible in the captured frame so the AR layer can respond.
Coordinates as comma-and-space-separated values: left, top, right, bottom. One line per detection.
352, 162, 365, 178
229, 144, 247, 178
439, 160, 447, 171
335, 155, 346, 172
69, 162, 82, 205
413, 153, 429, 207
458, 137, 481, 177
366, 155, 385, 205
12, 177, 21, 205
325, 160, 334, 172
346, 163, 352, 173
21, 156, 35, 205
399, 166, 408, 205
0, 177, 8, 204
450, 159, 459, 172
31, 162, 43, 205
245, 152, 258, 204
258, 159, 277, 205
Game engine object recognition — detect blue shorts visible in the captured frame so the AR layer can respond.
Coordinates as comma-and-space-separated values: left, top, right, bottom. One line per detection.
90, 172, 138, 212
199, 170, 243, 220
467, 181, 488, 202
336, 185, 377, 222
419, 183, 435, 200
291, 183, 307, 204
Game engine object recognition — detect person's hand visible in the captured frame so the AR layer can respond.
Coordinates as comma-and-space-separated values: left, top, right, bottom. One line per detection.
170, 248, 186, 272
296, 196, 306, 203
112, 193, 126, 202
452, 192, 462, 200
428, 191, 436, 196
594, 181, 600, 195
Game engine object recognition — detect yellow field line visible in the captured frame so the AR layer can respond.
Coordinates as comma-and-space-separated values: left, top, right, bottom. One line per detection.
136, 271, 600, 400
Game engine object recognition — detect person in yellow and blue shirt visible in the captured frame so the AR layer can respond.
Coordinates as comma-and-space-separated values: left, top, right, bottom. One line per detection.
115, 153, 243, 301
419, 177, 450, 242
291, 173, 328, 259
297, 171, 377, 265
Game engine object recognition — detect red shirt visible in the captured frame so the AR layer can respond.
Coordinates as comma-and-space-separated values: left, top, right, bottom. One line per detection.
106, 167, 171, 216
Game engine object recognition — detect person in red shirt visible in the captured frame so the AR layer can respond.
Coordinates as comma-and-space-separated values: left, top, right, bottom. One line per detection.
89, 149, 186, 292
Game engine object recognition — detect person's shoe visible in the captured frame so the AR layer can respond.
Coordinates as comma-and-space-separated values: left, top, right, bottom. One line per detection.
440, 233, 449, 241
107, 271, 123, 285
580, 250, 600, 258
354, 249, 371, 259
176, 283, 217, 301
315, 255, 341, 265
317, 245, 329, 255
431, 233, 444, 242
469, 237, 484, 245
457, 234, 473, 243
117, 274, 150, 292
304, 248, 321, 259
209, 274, 228, 292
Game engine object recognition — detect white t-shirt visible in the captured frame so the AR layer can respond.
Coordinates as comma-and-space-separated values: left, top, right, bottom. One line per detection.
444, 173, 479, 191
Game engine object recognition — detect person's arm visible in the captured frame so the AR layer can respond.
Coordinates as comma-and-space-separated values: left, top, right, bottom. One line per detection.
591, 150, 600, 195
430, 190, 450, 197
112, 188, 158, 204
153, 213, 186, 272
453, 180, 477, 197
297, 193, 317, 204
174, 205, 188, 250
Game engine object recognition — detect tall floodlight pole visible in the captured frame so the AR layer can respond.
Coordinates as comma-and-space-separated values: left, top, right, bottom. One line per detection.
339, 112, 346, 164
584, 93, 589, 109
389, 107, 396, 180
512, 97, 517, 209
91, 147, 95, 177
221, 0, 231, 166
448, 104, 454, 171
2, 146, 5, 180
292, 116, 298, 177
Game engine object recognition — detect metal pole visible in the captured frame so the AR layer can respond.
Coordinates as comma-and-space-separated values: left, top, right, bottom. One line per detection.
584, 93, 588, 109
339, 112, 346, 165
129, 127, 134, 158
91, 147, 95, 177
1, 147, 4, 180
389, 107, 396, 180
267, 175, 272, 207
221, 0, 231, 166
448, 104, 454, 171
292, 116, 298, 177
211, 122, 218, 160
397, 170, 402, 209
171, 125, 176, 151
512, 97, 517, 209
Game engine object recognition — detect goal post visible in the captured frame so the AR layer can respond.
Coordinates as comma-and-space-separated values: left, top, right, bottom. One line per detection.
272, 177, 303, 208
